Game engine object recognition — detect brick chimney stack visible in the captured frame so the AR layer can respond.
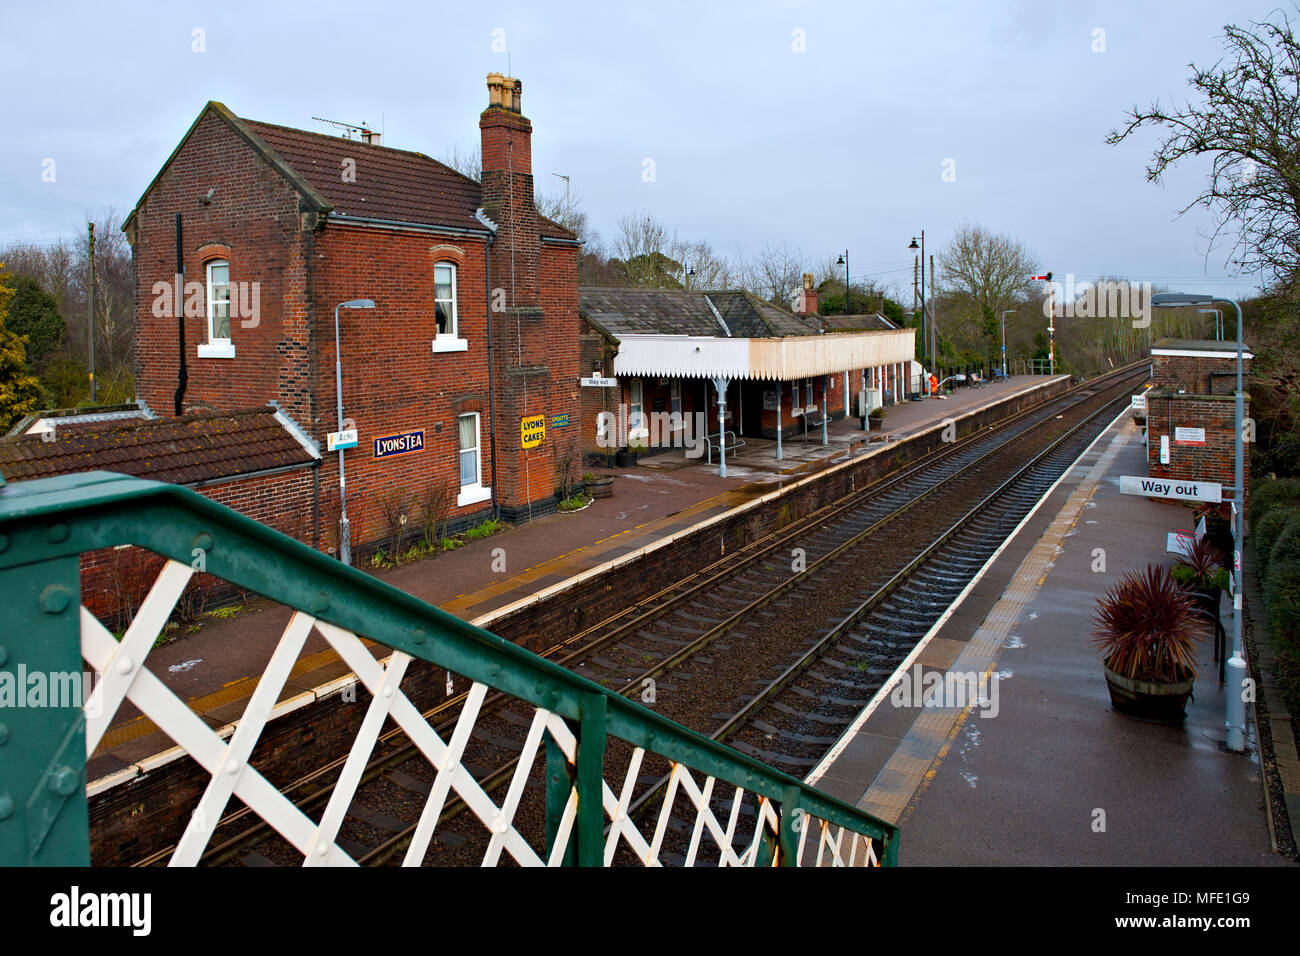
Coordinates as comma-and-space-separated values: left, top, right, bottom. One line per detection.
796, 272, 819, 316
480, 73, 539, 306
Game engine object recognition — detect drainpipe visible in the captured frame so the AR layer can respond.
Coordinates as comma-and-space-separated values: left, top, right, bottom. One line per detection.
485, 230, 499, 520
174, 213, 188, 416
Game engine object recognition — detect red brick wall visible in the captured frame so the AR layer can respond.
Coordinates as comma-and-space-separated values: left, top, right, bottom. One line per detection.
79, 466, 319, 626
130, 110, 314, 426
578, 320, 617, 461
1153, 351, 1250, 397
129, 102, 586, 550
1146, 392, 1250, 511
307, 223, 498, 545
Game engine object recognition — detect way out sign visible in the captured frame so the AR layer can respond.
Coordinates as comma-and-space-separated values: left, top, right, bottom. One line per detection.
1120, 475, 1222, 503
521, 414, 546, 449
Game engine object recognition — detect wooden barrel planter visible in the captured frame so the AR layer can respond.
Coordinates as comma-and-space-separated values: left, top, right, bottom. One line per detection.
1103, 665, 1194, 722
585, 476, 614, 499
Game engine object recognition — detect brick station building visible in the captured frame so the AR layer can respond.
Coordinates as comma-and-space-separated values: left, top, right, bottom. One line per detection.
1144, 337, 1253, 513
117, 72, 582, 548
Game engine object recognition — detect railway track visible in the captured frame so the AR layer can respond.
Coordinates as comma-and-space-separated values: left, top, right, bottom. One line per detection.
132, 364, 1147, 866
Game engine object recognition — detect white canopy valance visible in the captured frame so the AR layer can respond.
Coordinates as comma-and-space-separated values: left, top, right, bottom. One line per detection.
612, 329, 915, 381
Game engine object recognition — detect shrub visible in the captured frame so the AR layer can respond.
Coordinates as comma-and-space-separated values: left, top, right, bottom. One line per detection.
1252, 479, 1300, 720
420, 482, 453, 551
466, 518, 502, 540
1171, 535, 1230, 590
377, 486, 416, 564
1249, 476, 1300, 528
1092, 565, 1204, 682
1255, 508, 1291, 580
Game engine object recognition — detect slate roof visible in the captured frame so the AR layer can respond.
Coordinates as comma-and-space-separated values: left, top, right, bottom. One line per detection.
819, 313, 899, 332
577, 288, 817, 339
247, 120, 487, 232
126, 102, 577, 241
0, 407, 318, 486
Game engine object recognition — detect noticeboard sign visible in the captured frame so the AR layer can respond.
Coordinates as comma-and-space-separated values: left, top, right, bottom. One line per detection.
521, 414, 546, 449
327, 428, 358, 451
1174, 426, 1206, 446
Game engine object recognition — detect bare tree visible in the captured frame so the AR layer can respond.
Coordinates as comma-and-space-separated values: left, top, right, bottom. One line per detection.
937, 224, 1038, 359
744, 241, 804, 306
438, 145, 482, 182
535, 188, 594, 244
1107, 9, 1300, 281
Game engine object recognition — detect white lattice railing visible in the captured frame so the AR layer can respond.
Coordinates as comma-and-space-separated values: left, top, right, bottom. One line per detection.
0, 470, 898, 866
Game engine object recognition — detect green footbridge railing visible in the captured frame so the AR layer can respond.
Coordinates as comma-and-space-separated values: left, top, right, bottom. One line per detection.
0, 471, 897, 867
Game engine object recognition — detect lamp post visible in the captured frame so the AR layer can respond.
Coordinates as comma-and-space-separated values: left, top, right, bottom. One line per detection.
1000, 310, 1016, 379
1151, 291, 1246, 752
908, 234, 933, 393
1199, 308, 1223, 342
835, 250, 850, 315
334, 298, 376, 566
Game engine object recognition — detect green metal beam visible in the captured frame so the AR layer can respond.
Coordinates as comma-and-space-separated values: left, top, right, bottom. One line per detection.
0, 554, 89, 865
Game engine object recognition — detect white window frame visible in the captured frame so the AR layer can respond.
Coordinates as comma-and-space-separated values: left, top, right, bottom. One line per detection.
432, 261, 468, 354
197, 259, 235, 359
456, 412, 491, 507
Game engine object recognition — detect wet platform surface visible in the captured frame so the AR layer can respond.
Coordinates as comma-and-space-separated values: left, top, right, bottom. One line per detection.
809, 414, 1288, 865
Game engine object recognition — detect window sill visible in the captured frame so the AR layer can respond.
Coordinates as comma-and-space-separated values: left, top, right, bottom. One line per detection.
197, 341, 235, 359
432, 336, 468, 354
457, 484, 492, 508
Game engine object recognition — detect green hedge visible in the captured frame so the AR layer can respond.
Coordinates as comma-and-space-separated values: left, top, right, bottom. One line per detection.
1252, 477, 1300, 719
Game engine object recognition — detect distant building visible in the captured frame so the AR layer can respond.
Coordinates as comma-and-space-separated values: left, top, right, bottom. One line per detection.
577, 275, 915, 469
1145, 338, 1253, 508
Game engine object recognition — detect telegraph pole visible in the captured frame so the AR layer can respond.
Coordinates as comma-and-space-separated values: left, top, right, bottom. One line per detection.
929, 253, 937, 380
88, 222, 96, 404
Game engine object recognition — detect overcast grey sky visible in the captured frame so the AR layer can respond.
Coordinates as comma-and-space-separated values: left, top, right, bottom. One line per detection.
0, 0, 1274, 300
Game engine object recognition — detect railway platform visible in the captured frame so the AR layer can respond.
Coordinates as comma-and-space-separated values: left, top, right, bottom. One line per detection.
88, 374, 1070, 785
807, 412, 1291, 865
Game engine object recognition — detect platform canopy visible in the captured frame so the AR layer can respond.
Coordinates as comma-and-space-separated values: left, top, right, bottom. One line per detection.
612, 330, 915, 381
580, 286, 915, 382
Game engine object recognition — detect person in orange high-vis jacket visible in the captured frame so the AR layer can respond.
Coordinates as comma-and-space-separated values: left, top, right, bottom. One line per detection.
929, 373, 938, 396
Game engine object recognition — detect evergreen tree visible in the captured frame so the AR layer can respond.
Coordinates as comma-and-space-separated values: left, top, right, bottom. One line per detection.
0, 266, 45, 433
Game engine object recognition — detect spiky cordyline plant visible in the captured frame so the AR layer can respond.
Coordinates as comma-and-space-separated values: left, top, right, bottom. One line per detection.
1171, 534, 1230, 590
1091, 565, 1205, 683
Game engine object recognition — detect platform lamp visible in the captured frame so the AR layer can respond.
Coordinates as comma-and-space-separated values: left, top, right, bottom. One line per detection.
836, 250, 850, 314
334, 298, 376, 566
1151, 291, 1246, 752
908, 234, 934, 392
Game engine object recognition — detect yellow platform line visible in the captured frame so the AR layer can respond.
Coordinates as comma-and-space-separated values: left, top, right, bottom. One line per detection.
95, 638, 375, 753
857, 422, 1134, 826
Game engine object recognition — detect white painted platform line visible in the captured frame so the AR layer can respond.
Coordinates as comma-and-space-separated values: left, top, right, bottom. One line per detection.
805, 406, 1134, 796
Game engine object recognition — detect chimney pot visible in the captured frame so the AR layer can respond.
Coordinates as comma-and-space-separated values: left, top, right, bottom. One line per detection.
486, 72, 505, 107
